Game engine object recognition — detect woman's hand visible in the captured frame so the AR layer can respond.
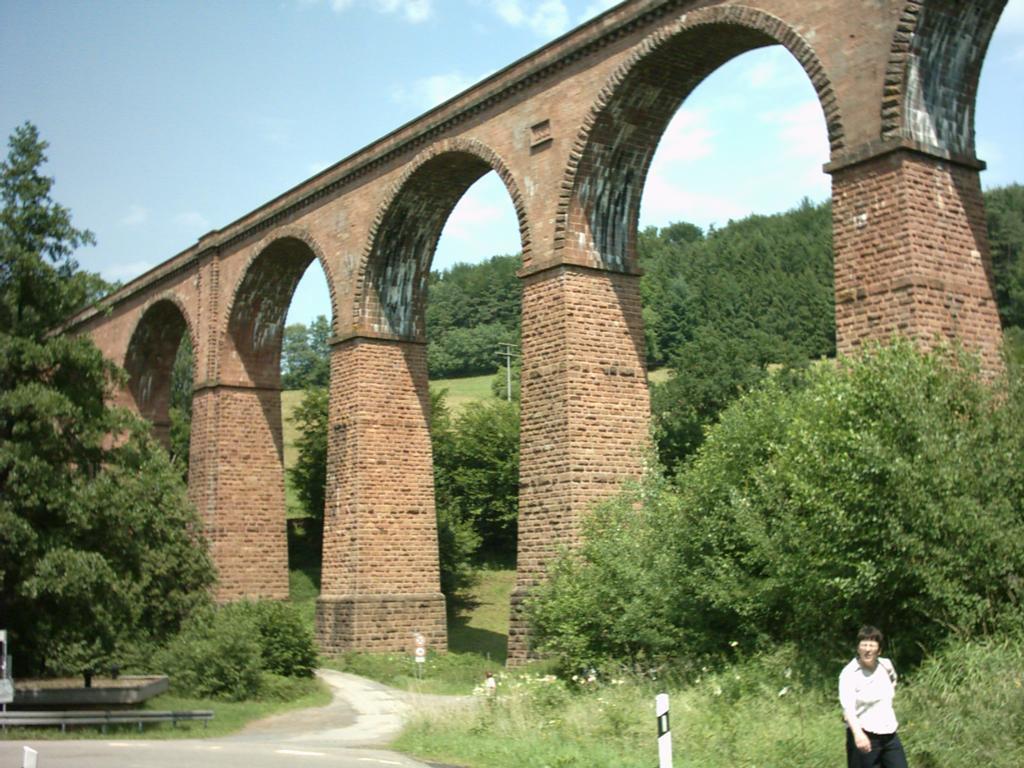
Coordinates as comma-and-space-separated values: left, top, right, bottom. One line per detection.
854, 729, 872, 754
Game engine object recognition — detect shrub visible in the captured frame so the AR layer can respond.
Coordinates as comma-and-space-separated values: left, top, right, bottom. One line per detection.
531, 342, 1024, 671
232, 600, 317, 678
162, 607, 263, 701
161, 600, 317, 700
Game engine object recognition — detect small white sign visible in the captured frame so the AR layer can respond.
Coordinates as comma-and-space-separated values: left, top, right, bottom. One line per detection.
23, 746, 38, 768
414, 646, 426, 663
0, 679, 13, 705
414, 633, 426, 647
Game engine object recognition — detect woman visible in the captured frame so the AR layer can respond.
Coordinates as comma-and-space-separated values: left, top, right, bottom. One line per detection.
838, 626, 909, 767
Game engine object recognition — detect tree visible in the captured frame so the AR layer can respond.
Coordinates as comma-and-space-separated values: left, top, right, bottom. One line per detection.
168, 335, 193, 472
287, 386, 329, 530
986, 184, 1024, 329
426, 255, 522, 378
640, 201, 835, 470
0, 123, 214, 675
433, 398, 520, 562
281, 315, 331, 390
531, 342, 1024, 673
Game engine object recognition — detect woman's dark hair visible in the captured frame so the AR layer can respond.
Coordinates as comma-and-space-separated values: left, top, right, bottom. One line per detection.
857, 625, 884, 646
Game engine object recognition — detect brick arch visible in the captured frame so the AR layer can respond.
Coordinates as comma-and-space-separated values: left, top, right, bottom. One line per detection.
353, 137, 530, 340
122, 293, 197, 441
552, 5, 844, 272
222, 232, 334, 388
880, 0, 1005, 156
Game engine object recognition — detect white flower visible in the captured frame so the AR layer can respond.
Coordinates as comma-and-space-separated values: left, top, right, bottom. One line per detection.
778, 686, 790, 697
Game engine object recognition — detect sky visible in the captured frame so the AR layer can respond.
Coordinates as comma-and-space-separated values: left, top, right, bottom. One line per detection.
2, 0, 1022, 328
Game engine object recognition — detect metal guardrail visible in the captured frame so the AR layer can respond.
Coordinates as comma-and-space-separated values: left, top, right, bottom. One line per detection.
0, 709, 214, 733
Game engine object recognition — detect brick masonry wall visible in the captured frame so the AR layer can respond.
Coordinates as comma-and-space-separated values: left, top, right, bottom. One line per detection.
831, 148, 1003, 372
189, 385, 290, 602
316, 336, 447, 654
509, 264, 649, 664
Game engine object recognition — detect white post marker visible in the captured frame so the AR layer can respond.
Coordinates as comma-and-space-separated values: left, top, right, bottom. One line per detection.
656, 693, 672, 768
23, 746, 38, 768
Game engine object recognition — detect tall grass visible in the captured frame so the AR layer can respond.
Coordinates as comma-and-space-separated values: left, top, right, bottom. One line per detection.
394, 636, 1024, 768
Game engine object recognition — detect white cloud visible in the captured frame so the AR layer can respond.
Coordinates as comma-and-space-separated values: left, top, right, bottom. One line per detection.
442, 192, 504, 240
102, 260, 156, 283
655, 108, 715, 164
326, 0, 432, 23
392, 71, 477, 108
174, 211, 211, 232
639, 171, 748, 231
119, 204, 149, 227
491, 1, 571, 38
758, 99, 829, 162
578, 0, 617, 24
746, 57, 778, 89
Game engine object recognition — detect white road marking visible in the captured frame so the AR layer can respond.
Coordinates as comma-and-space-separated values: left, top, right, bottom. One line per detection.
357, 759, 405, 766
275, 748, 328, 757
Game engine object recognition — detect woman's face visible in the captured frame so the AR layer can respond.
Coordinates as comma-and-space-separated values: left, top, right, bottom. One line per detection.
857, 639, 880, 668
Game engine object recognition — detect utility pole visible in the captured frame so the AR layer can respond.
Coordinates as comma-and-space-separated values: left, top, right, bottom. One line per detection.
496, 343, 519, 401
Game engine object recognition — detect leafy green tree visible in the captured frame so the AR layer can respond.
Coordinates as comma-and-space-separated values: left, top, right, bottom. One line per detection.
287, 386, 329, 530
433, 397, 520, 561
986, 184, 1024, 329
429, 389, 480, 598
531, 342, 1024, 672
428, 322, 514, 378
426, 255, 521, 378
168, 335, 193, 471
281, 315, 331, 390
641, 201, 835, 470
0, 122, 214, 675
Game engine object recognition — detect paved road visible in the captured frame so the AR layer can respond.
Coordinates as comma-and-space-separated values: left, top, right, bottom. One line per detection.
0, 670, 468, 768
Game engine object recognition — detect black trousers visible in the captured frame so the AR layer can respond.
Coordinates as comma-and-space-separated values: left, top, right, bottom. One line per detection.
846, 729, 909, 768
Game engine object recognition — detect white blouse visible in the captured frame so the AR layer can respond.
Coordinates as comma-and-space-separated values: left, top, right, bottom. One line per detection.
838, 656, 899, 735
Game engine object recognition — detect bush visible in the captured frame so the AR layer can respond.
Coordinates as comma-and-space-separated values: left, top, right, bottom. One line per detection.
531, 342, 1024, 672
161, 600, 317, 700
163, 608, 263, 701
237, 600, 317, 678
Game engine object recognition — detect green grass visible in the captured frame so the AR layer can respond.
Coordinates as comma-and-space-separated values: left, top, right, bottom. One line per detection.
448, 569, 515, 664
430, 373, 501, 412
393, 636, 1024, 768
287, 517, 321, 633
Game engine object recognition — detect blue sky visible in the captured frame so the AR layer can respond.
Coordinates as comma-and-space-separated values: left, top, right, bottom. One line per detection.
2, 0, 1022, 327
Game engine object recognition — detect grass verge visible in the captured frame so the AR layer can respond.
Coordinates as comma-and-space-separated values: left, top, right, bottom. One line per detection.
393, 635, 1024, 768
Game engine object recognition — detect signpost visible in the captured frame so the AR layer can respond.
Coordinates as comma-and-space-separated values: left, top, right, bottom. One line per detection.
656, 693, 673, 768
0, 629, 12, 709
413, 633, 426, 679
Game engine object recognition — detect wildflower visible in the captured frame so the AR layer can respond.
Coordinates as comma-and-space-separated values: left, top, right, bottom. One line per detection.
729, 640, 739, 648
778, 686, 790, 697
784, 667, 792, 679
713, 685, 722, 697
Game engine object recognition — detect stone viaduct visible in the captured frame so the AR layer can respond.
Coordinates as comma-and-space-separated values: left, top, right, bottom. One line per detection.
67, 0, 1009, 664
